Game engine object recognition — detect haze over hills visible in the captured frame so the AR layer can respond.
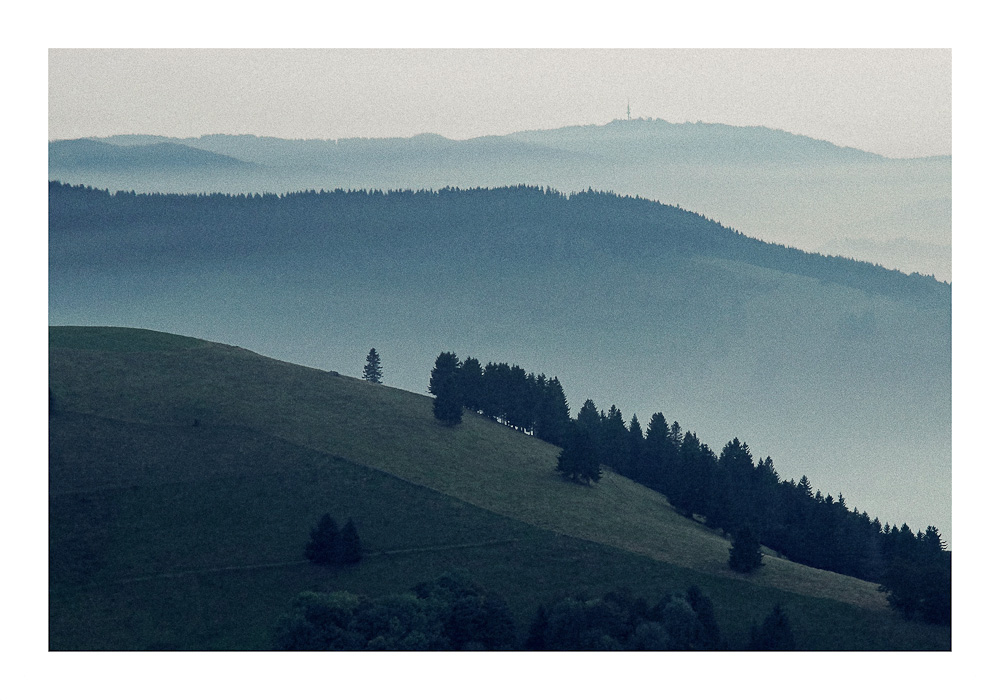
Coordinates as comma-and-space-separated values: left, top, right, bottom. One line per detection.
48, 182, 951, 543
48, 119, 952, 280
48, 326, 950, 651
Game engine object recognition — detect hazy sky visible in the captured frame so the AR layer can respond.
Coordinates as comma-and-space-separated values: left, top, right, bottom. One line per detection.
49, 48, 951, 158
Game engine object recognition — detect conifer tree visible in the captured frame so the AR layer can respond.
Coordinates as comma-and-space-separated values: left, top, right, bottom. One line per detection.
362, 348, 383, 384
433, 377, 463, 426
625, 414, 645, 478
686, 585, 723, 650
556, 423, 602, 484
458, 356, 484, 412
535, 377, 571, 447
576, 399, 602, 439
640, 412, 672, 490
728, 525, 764, 573
429, 351, 460, 395
601, 405, 629, 473
339, 518, 363, 564
305, 513, 341, 565
748, 604, 795, 650
507, 365, 532, 432
430, 352, 463, 426
524, 605, 549, 651
674, 431, 706, 517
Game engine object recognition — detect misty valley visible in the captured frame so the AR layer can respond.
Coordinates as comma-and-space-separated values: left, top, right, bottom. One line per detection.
48, 122, 951, 651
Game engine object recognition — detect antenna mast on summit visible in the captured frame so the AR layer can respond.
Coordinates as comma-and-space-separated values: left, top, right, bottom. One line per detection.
627, 98, 631, 121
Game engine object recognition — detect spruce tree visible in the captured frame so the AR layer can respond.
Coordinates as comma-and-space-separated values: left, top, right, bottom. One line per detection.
686, 586, 723, 650
556, 423, 602, 484
535, 377, 571, 447
576, 399, 602, 438
601, 405, 629, 474
430, 352, 463, 426
625, 414, 645, 478
748, 604, 795, 650
339, 518, 363, 564
305, 513, 341, 565
429, 351, 460, 396
728, 525, 764, 573
362, 348, 383, 384
458, 356, 484, 412
433, 376, 463, 426
524, 605, 549, 650
640, 412, 672, 490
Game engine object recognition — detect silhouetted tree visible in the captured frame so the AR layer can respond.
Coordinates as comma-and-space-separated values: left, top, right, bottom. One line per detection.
429, 351, 459, 395
362, 348, 383, 384
534, 376, 572, 447
556, 423, 602, 484
429, 352, 463, 426
879, 524, 950, 624
339, 519, 363, 564
729, 525, 763, 573
457, 356, 484, 412
524, 605, 549, 650
748, 604, 795, 650
624, 414, 645, 479
639, 412, 676, 492
686, 586, 723, 650
576, 399, 602, 439
271, 590, 364, 650
600, 405, 629, 473
412, 570, 517, 650
304, 513, 341, 565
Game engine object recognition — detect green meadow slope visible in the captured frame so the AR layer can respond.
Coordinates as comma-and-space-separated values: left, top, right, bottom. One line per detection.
48, 326, 949, 650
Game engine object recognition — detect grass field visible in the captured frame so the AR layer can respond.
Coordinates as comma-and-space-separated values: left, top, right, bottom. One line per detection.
48, 326, 950, 650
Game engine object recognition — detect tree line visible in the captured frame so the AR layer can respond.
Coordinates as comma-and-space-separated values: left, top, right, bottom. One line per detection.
272, 570, 793, 651
50, 181, 946, 301
428, 351, 950, 625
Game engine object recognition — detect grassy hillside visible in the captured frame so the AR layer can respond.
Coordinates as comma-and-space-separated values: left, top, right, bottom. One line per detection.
49, 326, 949, 650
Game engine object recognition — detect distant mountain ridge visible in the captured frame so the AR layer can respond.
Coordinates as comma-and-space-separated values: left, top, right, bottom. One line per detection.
501, 119, 890, 163
49, 138, 254, 172
48, 119, 952, 280
57, 120, 893, 171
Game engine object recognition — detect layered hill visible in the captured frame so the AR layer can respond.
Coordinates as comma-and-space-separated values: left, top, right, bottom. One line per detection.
49, 326, 950, 650
48, 183, 951, 542
47, 119, 952, 279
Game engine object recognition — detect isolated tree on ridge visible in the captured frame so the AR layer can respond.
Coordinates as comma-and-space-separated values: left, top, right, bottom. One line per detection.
363, 348, 383, 384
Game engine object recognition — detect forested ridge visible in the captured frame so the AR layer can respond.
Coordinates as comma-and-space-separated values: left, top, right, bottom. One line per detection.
49, 181, 944, 301
428, 350, 951, 625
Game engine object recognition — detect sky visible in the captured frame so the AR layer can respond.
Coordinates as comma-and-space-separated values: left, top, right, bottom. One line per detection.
48, 48, 951, 158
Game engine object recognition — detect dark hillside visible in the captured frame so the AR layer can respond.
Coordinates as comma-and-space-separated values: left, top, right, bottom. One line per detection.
49, 327, 949, 650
